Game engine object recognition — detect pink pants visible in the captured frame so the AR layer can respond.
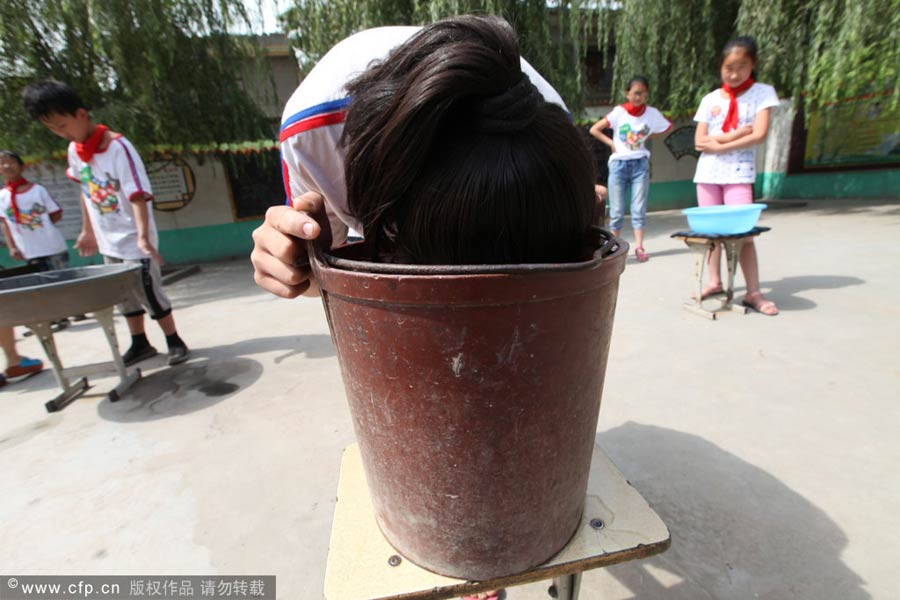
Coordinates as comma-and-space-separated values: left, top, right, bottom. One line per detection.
696, 183, 753, 206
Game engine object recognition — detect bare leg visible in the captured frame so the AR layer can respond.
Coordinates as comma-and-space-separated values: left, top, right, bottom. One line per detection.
157, 313, 177, 336
738, 239, 778, 315
706, 242, 723, 287
0, 326, 20, 368
693, 242, 724, 298
738, 238, 761, 294
125, 314, 145, 336
635, 228, 645, 250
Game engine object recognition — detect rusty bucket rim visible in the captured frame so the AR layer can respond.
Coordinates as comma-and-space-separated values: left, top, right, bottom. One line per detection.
318, 226, 626, 276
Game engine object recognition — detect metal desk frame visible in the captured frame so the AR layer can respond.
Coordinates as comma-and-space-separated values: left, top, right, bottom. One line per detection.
25, 307, 141, 413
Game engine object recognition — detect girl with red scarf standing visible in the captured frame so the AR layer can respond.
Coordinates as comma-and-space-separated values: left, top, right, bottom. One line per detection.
590, 76, 671, 262
693, 36, 779, 315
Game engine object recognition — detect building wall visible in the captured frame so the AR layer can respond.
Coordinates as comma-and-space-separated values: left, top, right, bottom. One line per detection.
0, 157, 264, 268
6, 94, 894, 269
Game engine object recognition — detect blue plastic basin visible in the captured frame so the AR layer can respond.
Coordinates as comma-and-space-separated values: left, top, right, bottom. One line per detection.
681, 204, 767, 235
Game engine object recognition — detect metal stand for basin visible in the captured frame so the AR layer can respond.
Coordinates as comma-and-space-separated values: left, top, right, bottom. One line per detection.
26, 307, 141, 413
671, 227, 770, 320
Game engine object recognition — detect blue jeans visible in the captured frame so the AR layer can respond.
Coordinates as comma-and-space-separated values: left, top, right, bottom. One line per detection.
608, 156, 650, 231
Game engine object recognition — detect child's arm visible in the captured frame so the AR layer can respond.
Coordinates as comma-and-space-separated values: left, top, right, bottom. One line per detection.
696, 108, 773, 154
712, 125, 753, 144
131, 193, 164, 264
589, 118, 616, 152
74, 193, 99, 257
0, 220, 24, 261
41, 187, 64, 224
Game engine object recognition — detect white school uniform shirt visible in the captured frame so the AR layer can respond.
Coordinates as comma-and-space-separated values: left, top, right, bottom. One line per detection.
693, 83, 779, 184
0, 183, 67, 259
279, 26, 569, 239
66, 135, 159, 260
604, 105, 671, 162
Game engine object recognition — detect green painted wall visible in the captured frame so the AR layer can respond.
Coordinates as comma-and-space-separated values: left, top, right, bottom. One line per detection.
644, 168, 900, 211
757, 169, 900, 199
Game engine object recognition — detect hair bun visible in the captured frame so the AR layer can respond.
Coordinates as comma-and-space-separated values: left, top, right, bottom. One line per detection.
473, 75, 541, 134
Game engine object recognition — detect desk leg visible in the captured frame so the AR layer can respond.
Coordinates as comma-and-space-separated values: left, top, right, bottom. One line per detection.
550, 572, 582, 600
26, 321, 90, 413
94, 307, 141, 402
27, 321, 68, 390
95, 307, 127, 381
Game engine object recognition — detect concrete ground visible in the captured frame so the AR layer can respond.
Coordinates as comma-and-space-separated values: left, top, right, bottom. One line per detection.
2, 198, 898, 599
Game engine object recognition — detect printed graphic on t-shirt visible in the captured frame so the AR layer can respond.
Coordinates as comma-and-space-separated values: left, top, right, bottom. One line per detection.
619, 123, 651, 151
4, 203, 48, 231
710, 105, 722, 117
80, 165, 121, 214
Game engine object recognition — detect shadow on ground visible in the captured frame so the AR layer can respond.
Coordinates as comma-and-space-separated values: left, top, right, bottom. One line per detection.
595, 423, 868, 600
98, 356, 262, 422
96, 334, 334, 422
198, 333, 336, 363
763, 274, 865, 312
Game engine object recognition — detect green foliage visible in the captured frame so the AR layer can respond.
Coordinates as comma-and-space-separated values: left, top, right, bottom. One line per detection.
608, 0, 739, 115
0, 0, 274, 158
737, 0, 900, 110
280, 0, 603, 113
611, 0, 899, 116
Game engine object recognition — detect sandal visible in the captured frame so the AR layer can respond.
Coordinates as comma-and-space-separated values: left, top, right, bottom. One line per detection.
692, 282, 724, 301
741, 291, 778, 316
5, 356, 43, 378
635, 246, 649, 262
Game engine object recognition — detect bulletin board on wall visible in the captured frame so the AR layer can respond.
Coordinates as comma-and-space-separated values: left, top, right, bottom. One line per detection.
795, 92, 900, 171
224, 150, 284, 220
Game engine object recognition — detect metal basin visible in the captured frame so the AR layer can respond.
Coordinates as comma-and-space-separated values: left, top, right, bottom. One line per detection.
0, 264, 142, 328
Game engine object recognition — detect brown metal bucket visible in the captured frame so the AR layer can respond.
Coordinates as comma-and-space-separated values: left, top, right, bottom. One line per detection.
310, 228, 627, 580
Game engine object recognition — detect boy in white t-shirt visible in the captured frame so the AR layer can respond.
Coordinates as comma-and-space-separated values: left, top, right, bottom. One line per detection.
23, 80, 190, 366
0, 150, 69, 271
0, 150, 48, 384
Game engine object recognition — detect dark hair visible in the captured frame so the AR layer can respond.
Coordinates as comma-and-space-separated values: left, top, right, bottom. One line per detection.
0, 150, 24, 166
341, 15, 595, 265
626, 75, 650, 93
22, 79, 88, 120
720, 36, 759, 78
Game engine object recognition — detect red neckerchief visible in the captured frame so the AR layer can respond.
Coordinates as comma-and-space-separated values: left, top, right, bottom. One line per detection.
75, 124, 109, 162
622, 102, 647, 117
721, 78, 755, 132
4, 177, 28, 224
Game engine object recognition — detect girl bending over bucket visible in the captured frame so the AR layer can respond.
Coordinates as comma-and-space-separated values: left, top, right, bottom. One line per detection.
251, 15, 598, 296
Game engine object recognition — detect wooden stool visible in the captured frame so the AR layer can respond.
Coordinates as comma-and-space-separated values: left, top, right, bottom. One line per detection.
324, 443, 670, 600
671, 227, 770, 320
